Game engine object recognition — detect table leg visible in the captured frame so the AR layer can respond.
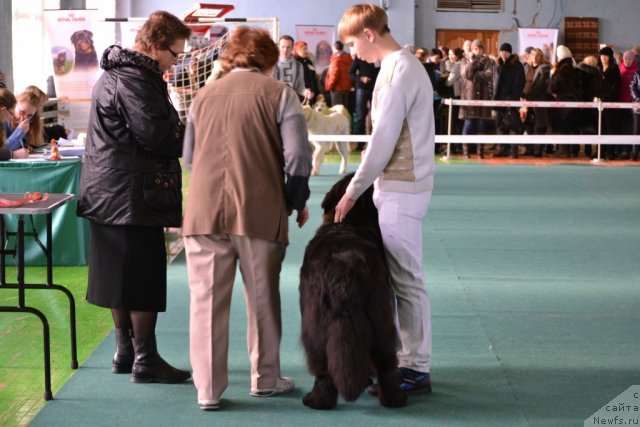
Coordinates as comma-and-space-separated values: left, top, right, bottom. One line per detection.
45, 213, 78, 368
1, 215, 5, 285
18, 215, 54, 400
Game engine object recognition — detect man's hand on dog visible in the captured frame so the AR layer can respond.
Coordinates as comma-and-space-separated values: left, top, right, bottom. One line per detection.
296, 206, 309, 228
334, 194, 356, 223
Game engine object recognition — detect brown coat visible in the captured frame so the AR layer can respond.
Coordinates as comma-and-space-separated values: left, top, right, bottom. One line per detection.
458, 54, 496, 120
182, 71, 305, 245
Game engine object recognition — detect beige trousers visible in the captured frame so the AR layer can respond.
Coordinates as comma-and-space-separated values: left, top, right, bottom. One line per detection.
184, 234, 286, 401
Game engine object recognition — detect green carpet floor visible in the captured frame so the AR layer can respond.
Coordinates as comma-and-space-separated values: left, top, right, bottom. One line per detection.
27, 163, 640, 426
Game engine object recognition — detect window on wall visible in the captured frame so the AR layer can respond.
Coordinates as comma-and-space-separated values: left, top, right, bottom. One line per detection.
436, 0, 503, 12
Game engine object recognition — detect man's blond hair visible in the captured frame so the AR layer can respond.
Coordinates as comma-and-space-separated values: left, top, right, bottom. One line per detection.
338, 3, 390, 41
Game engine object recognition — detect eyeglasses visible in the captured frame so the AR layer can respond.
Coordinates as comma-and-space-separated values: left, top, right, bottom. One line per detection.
17, 107, 35, 121
167, 47, 182, 63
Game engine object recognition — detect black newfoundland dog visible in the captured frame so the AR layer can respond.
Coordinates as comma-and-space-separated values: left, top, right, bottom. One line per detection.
299, 174, 407, 410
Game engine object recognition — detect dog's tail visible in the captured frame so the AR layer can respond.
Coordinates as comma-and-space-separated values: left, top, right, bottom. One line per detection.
327, 309, 372, 402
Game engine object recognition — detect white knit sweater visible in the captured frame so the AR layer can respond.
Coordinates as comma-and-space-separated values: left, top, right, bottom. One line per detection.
346, 48, 435, 199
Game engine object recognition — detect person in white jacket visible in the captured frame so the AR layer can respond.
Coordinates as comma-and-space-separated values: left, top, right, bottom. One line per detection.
334, 3, 435, 395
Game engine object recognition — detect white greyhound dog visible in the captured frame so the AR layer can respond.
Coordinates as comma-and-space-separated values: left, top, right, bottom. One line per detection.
302, 100, 351, 176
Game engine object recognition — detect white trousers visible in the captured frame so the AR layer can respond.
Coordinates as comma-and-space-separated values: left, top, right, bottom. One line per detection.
374, 189, 432, 373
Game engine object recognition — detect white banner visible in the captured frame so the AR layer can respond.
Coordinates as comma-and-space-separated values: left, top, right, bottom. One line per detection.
44, 9, 102, 131
295, 25, 335, 76
517, 28, 558, 63
119, 21, 145, 48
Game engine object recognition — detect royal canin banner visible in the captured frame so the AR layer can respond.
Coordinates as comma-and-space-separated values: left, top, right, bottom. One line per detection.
44, 9, 102, 131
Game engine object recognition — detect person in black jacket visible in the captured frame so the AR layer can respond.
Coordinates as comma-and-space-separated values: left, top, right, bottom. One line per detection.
349, 54, 379, 149
549, 45, 579, 157
596, 46, 621, 160
77, 11, 192, 384
293, 40, 320, 104
493, 43, 525, 158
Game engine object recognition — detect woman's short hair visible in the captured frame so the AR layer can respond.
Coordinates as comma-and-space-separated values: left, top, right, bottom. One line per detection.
451, 47, 464, 60
293, 40, 307, 58
414, 48, 427, 62
221, 26, 279, 73
532, 48, 548, 64
582, 55, 598, 67
134, 11, 191, 52
338, 4, 389, 41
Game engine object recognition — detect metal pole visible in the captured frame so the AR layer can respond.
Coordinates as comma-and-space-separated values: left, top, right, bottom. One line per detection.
593, 99, 604, 163
446, 98, 453, 160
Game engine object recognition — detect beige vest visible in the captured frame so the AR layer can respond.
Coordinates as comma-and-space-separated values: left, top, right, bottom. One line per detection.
182, 71, 290, 245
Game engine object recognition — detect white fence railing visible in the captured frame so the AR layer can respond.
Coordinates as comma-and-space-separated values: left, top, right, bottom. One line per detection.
307, 100, 640, 162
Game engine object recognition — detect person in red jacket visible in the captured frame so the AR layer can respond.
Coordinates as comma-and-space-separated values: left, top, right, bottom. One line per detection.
324, 40, 354, 108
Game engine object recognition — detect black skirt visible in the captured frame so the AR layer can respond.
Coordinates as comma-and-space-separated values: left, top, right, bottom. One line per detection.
86, 221, 167, 311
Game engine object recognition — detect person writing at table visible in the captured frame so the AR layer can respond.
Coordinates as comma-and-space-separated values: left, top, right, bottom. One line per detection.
3, 90, 45, 152
0, 88, 29, 160
77, 10, 192, 384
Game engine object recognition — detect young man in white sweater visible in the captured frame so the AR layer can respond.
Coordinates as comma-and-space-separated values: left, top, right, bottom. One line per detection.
334, 3, 436, 394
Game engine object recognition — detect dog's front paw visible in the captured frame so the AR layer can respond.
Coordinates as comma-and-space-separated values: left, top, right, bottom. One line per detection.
378, 389, 407, 408
302, 390, 338, 410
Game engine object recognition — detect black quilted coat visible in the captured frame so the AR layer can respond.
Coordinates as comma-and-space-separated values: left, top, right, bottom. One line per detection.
77, 45, 184, 227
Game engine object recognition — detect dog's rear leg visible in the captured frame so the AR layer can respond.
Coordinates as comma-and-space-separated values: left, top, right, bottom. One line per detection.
336, 141, 349, 175
376, 365, 407, 408
303, 374, 338, 410
370, 301, 407, 408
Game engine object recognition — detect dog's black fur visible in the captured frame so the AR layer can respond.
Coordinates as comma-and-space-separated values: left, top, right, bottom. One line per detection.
70, 30, 98, 70
299, 173, 406, 410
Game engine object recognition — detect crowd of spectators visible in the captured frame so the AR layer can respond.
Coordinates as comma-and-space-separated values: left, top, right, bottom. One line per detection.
3, 36, 640, 163
408, 41, 640, 160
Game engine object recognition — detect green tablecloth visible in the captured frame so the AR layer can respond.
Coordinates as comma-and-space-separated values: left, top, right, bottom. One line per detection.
0, 159, 89, 265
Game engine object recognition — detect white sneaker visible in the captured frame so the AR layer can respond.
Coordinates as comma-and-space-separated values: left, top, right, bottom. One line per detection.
198, 399, 220, 411
250, 377, 295, 397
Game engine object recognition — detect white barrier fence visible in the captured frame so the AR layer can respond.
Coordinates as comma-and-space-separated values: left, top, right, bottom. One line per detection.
308, 99, 640, 162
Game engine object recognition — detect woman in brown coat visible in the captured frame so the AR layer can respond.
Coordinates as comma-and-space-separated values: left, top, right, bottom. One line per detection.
459, 39, 495, 158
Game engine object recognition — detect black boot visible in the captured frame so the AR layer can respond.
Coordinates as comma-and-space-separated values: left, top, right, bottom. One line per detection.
631, 146, 638, 161
112, 328, 134, 374
462, 144, 469, 159
131, 335, 190, 384
477, 144, 484, 159
509, 145, 519, 159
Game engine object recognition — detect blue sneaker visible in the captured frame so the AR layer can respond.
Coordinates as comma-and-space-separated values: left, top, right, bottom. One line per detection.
398, 368, 432, 393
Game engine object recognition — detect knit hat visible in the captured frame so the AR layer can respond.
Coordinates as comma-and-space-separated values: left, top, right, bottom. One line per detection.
623, 50, 636, 61
471, 39, 484, 49
499, 43, 512, 53
556, 45, 572, 62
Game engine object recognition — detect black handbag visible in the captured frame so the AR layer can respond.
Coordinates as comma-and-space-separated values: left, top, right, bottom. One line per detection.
502, 108, 522, 132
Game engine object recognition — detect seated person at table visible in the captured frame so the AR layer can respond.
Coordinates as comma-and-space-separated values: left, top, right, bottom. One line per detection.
22, 85, 71, 143
4, 89, 45, 152
0, 88, 29, 159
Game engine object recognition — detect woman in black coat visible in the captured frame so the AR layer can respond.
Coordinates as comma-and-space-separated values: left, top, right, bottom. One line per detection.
596, 47, 621, 160
77, 11, 191, 384
294, 40, 320, 104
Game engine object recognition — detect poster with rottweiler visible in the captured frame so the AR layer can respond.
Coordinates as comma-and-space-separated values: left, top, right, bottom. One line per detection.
44, 9, 103, 130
